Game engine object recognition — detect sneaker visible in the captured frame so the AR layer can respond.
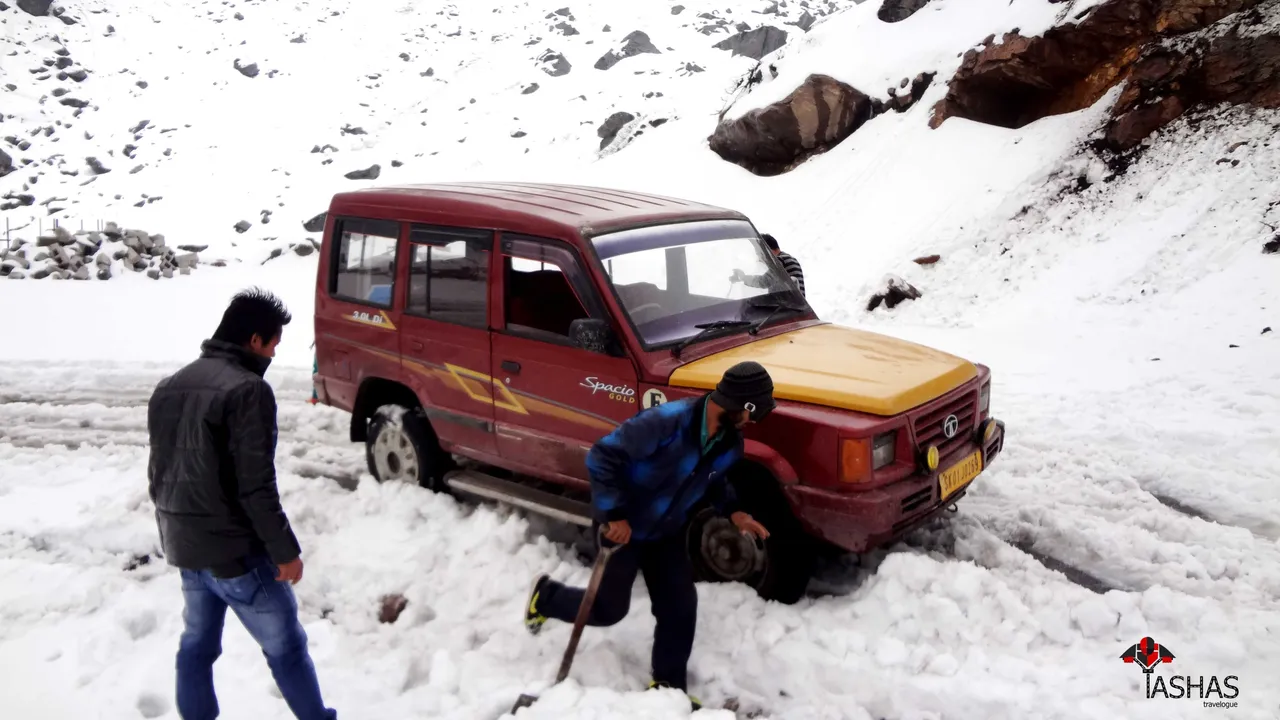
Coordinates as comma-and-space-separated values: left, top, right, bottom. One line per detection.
647, 680, 702, 711
524, 574, 550, 636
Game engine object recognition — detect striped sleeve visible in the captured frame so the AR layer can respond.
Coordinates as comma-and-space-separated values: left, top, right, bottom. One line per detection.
779, 252, 805, 296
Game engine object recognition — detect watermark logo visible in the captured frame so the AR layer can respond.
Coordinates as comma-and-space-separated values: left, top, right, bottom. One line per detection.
1118, 637, 1239, 708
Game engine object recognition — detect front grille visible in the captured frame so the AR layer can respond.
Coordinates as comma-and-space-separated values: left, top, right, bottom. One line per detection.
912, 386, 977, 458
901, 487, 932, 514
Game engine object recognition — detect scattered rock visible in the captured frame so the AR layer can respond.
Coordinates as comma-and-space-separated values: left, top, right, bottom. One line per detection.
85, 156, 111, 174
673, 5, 685, 14
344, 164, 381, 180
597, 111, 636, 150
379, 594, 409, 624
291, 33, 307, 44
178, 244, 209, 253
713, 26, 789, 60
594, 31, 661, 70
913, 254, 941, 265
537, 50, 572, 77
234, 220, 251, 233
867, 276, 922, 311
391, 159, 403, 167
709, 73, 876, 175
303, 212, 327, 232
233, 59, 260, 78
1264, 235, 1280, 253
879, 0, 933, 23
59, 97, 90, 108
0, 149, 11, 179
66, 68, 88, 83
522, 83, 540, 94
340, 124, 366, 135
293, 243, 315, 257
790, 10, 817, 32
1261, 326, 1272, 334
555, 21, 579, 36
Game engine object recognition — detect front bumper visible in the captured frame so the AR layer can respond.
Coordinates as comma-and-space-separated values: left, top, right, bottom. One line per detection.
788, 418, 1006, 553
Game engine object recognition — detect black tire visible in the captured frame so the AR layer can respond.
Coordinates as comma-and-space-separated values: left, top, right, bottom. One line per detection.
364, 405, 449, 491
686, 469, 816, 604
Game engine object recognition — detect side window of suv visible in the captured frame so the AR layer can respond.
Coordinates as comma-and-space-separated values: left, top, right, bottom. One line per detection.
330, 218, 400, 308
502, 235, 604, 344
406, 225, 491, 328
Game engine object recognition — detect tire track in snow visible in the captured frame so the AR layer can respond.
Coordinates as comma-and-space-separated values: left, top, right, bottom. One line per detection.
0, 391, 367, 489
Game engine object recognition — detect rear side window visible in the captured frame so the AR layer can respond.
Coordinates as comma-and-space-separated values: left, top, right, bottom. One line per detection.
330, 218, 400, 308
406, 225, 491, 328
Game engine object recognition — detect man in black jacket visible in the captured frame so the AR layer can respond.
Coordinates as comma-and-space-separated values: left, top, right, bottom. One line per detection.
148, 288, 336, 720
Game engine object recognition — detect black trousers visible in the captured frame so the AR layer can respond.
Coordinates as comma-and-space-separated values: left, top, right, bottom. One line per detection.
539, 532, 698, 690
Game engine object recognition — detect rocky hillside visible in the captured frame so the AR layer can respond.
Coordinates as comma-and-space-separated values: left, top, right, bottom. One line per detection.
711, 0, 1280, 176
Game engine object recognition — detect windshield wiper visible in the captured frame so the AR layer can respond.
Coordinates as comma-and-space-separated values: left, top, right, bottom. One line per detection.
747, 300, 805, 336
671, 320, 752, 357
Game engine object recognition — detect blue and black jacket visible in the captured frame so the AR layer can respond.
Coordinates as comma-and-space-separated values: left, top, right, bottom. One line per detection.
586, 396, 743, 541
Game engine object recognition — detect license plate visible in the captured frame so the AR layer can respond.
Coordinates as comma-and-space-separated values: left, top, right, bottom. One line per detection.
939, 450, 983, 501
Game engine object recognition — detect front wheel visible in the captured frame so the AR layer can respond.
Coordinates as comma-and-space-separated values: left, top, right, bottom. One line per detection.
365, 405, 448, 490
686, 493, 816, 605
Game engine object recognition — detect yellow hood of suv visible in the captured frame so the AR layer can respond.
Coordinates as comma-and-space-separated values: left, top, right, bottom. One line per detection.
668, 323, 977, 416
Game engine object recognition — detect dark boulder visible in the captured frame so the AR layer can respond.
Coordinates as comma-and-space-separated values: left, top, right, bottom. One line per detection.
878, 0, 932, 23
712, 26, 788, 60
598, 111, 636, 150
595, 31, 661, 70
708, 74, 876, 175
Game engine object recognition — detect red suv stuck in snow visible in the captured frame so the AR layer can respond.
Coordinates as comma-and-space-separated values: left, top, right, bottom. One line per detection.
312, 182, 1005, 603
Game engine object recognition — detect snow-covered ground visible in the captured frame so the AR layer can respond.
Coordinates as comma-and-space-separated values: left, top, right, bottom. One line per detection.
3, 0, 1280, 718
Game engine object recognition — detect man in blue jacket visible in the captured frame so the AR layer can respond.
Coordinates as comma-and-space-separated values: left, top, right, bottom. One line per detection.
524, 361, 775, 706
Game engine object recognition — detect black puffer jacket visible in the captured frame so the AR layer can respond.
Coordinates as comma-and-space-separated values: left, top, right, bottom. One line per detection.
147, 339, 301, 570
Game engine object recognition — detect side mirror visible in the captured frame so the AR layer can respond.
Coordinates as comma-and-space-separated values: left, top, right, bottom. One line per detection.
569, 318, 614, 354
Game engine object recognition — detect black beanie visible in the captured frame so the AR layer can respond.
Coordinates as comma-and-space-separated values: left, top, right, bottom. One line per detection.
710, 361, 775, 419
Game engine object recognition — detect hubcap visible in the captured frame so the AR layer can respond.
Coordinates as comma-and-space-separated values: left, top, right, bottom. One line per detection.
698, 516, 766, 582
372, 424, 419, 484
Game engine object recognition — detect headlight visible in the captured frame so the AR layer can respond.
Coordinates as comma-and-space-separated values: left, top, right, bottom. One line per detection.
872, 431, 896, 470
979, 383, 990, 414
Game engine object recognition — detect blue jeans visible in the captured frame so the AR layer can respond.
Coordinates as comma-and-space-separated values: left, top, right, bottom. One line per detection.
177, 555, 337, 720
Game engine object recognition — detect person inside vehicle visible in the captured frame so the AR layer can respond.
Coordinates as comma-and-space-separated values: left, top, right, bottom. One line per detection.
730, 233, 805, 297
523, 361, 775, 710
147, 288, 337, 720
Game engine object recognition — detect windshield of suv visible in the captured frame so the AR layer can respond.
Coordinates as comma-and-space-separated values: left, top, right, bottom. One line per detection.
591, 219, 810, 348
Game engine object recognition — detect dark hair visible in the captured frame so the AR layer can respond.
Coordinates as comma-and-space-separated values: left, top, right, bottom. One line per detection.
761, 233, 779, 251
212, 287, 292, 346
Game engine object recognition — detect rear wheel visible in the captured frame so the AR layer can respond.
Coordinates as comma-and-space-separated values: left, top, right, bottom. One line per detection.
686, 467, 816, 604
365, 405, 449, 490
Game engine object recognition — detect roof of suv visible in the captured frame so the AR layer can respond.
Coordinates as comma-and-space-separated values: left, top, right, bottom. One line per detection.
328, 182, 749, 236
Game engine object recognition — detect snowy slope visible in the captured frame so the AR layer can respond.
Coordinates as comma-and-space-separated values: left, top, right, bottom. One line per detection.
3, 0, 1280, 719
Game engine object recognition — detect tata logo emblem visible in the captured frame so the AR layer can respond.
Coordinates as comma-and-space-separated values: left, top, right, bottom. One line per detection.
942, 414, 959, 439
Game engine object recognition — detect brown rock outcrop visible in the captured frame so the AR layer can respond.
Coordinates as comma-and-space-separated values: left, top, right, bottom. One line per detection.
1107, 19, 1280, 147
931, 0, 1268, 145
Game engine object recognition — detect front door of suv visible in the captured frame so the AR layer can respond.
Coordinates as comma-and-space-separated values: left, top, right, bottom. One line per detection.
490, 234, 638, 487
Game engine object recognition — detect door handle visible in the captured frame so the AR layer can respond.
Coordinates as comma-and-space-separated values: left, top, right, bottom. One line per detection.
410, 340, 424, 351
501, 360, 521, 374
